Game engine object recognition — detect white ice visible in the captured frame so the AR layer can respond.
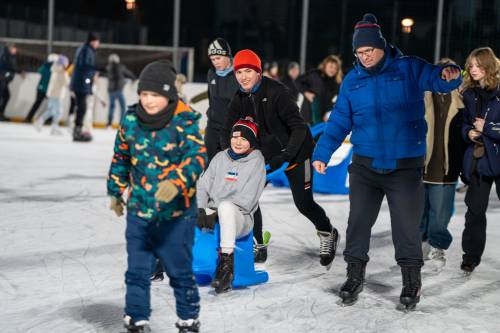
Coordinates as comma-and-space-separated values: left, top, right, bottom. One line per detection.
1, 122, 499, 333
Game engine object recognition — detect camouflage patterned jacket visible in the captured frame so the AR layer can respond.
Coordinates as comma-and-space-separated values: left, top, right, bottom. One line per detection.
107, 100, 207, 222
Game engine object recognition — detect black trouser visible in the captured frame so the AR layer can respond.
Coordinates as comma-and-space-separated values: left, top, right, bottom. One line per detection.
24, 89, 46, 122
253, 159, 332, 244
74, 92, 89, 128
462, 172, 500, 265
343, 163, 424, 267
204, 125, 222, 164
0, 80, 10, 117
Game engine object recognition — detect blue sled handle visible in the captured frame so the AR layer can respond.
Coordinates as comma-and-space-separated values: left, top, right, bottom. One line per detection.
265, 162, 289, 181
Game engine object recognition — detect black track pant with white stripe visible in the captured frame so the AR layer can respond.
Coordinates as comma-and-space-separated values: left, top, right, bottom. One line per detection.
253, 159, 332, 243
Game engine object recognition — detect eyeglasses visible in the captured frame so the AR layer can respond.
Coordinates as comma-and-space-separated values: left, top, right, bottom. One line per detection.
355, 47, 375, 58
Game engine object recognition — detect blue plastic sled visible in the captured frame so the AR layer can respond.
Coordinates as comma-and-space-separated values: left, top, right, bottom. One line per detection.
268, 122, 352, 194
192, 224, 269, 288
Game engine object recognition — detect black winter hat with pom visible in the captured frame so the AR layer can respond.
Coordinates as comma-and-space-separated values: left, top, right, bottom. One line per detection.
352, 13, 387, 51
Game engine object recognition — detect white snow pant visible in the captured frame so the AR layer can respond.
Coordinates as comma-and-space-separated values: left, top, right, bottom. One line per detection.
217, 201, 253, 253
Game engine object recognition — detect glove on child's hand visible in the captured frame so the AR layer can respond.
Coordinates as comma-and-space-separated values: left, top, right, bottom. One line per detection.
110, 196, 125, 217
155, 180, 179, 203
197, 208, 218, 229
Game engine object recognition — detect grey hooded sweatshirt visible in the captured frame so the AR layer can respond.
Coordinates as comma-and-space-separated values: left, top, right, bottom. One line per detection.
197, 149, 266, 223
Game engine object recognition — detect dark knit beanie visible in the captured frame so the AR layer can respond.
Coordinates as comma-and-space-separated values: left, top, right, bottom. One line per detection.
87, 31, 100, 43
352, 13, 387, 51
137, 60, 178, 101
231, 117, 259, 148
208, 38, 232, 57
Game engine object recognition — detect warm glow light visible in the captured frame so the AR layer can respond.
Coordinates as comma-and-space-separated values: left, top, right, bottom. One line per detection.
125, 0, 136, 10
401, 18, 414, 33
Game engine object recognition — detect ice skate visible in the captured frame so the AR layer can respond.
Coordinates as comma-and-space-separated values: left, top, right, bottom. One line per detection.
339, 262, 365, 305
460, 259, 477, 275
123, 315, 151, 333
317, 227, 339, 270
211, 252, 234, 294
400, 266, 422, 311
175, 318, 200, 332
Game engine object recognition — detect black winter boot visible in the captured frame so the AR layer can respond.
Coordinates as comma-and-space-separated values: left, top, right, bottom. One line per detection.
400, 266, 422, 310
339, 262, 366, 305
211, 252, 234, 293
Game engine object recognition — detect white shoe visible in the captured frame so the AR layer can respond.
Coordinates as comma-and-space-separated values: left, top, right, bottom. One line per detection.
430, 247, 446, 261
422, 241, 432, 260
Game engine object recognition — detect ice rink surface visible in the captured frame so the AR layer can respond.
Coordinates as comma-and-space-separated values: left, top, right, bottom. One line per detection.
1, 122, 499, 333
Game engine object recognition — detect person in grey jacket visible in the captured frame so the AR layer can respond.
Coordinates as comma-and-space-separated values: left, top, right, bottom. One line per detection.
106, 53, 136, 127
197, 117, 266, 294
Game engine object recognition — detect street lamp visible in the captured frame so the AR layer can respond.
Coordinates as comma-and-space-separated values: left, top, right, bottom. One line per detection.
125, 0, 136, 10
401, 18, 414, 33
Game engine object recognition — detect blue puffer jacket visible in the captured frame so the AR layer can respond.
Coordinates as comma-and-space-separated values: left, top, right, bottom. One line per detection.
462, 86, 500, 181
313, 46, 462, 170
70, 43, 97, 94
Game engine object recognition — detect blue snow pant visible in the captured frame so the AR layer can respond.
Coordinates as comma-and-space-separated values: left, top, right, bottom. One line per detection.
124, 213, 200, 321
420, 183, 456, 250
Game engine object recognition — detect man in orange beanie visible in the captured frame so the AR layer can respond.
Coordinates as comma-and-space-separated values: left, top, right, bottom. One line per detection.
220, 49, 340, 270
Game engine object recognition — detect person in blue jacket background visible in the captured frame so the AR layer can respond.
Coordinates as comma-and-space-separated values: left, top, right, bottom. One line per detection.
70, 32, 100, 142
312, 13, 462, 309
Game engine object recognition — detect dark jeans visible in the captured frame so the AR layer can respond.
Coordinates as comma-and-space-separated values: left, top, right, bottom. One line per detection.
462, 172, 500, 265
343, 163, 424, 267
125, 214, 200, 321
0, 80, 10, 117
204, 125, 222, 164
108, 90, 126, 126
420, 183, 456, 250
253, 159, 332, 244
74, 92, 89, 128
24, 89, 46, 122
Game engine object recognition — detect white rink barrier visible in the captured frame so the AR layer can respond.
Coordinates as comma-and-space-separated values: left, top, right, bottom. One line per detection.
4, 72, 209, 129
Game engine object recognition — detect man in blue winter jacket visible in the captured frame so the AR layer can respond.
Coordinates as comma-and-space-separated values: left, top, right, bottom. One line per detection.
312, 13, 462, 310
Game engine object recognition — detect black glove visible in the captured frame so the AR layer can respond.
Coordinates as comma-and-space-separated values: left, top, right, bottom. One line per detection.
268, 154, 287, 172
196, 208, 217, 230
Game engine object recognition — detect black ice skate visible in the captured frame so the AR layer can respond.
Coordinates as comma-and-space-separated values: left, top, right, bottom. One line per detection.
400, 266, 422, 311
460, 258, 477, 275
123, 315, 151, 333
317, 227, 340, 270
211, 252, 234, 294
175, 318, 201, 332
73, 126, 92, 142
253, 243, 268, 263
339, 262, 366, 305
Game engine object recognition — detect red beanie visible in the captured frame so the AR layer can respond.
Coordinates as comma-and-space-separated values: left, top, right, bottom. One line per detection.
233, 49, 262, 73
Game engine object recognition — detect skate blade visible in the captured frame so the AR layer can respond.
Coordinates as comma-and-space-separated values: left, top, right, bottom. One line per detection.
338, 296, 358, 307
396, 303, 417, 313
325, 262, 333, 271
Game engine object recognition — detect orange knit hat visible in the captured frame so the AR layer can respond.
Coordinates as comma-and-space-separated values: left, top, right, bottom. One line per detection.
233, 49, 262, 73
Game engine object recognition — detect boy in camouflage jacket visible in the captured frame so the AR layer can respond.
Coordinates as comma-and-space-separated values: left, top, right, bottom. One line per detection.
107, 60, 207, 333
